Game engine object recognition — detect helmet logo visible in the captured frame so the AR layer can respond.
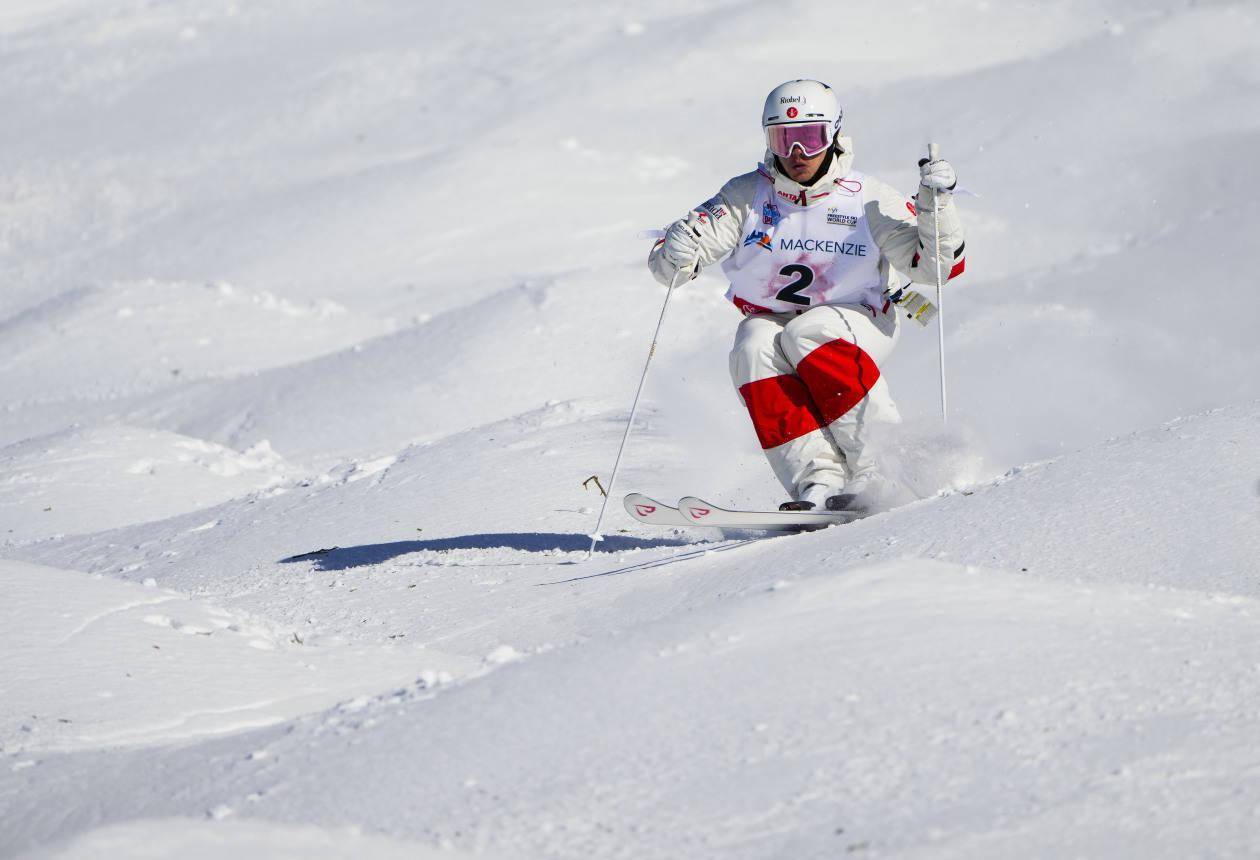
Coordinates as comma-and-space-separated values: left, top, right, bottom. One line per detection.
786, 106, 798, 119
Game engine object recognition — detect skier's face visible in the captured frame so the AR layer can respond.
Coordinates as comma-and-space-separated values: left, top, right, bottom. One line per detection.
781, 147, 828, 183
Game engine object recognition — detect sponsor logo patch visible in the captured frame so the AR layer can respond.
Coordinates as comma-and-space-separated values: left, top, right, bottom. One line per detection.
762, 201, 781, 226
826, 207, 858, 227
700, 197, 728, 220
733, 296, 772, 316
742, 230, 773, 251
778, 237, 867, 256
786, 106, 798, 119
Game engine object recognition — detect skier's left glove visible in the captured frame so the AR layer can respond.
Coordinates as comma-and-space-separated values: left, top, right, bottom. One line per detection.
918, 157, 957, 194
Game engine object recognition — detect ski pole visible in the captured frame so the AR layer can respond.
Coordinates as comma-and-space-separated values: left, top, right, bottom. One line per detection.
587, 266, 687, 558
928, 142, 948, 423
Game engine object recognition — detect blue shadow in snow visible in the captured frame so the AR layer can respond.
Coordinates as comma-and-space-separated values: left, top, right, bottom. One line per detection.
280, 532, 691, 571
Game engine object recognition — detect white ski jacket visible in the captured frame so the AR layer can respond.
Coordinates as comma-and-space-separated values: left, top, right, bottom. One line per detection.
648, 136, 966, 310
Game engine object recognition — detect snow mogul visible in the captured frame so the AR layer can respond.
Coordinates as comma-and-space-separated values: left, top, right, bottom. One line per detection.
649, 79, 966, 513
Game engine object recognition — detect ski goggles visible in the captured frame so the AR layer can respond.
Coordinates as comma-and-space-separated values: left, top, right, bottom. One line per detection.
766, 121, 833, 158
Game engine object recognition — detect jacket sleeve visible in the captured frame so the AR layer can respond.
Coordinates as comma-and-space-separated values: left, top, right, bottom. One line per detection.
864, 176, 966, 287
647, 173, 758, 286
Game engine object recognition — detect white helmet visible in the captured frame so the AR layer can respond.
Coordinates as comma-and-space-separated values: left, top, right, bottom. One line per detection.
761, 79, 842, 157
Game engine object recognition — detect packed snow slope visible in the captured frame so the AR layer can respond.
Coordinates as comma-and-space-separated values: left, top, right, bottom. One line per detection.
2, 0, 1258, 857
4, 405, 1259, 858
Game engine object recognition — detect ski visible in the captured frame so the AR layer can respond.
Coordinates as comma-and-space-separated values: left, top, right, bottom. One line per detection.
677, 496, 858, 531
623, 493, 692, 527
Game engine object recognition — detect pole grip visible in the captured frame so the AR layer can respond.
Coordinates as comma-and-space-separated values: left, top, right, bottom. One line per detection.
927, 142, 939, 162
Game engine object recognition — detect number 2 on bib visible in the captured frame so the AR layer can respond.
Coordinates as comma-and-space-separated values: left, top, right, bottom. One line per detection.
775, 264, 814, 306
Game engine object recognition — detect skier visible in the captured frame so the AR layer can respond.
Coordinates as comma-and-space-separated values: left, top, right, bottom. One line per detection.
649, 79, 965, 513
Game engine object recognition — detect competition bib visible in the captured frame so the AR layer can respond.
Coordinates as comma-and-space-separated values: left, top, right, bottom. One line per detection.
720, 169, 884, 315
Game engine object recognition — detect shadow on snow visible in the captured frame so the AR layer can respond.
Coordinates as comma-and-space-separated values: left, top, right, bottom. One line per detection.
280, 532, 692, 571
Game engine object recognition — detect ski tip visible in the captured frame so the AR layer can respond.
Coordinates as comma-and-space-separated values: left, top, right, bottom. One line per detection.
623, 493, 690, 527
677, 497, 717, 524
623, 493, 655, 516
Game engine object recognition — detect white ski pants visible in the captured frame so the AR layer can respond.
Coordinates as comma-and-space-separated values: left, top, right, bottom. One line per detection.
728, 303, 901, 499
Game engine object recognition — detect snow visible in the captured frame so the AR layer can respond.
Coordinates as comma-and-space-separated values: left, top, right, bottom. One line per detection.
1, 559, 460, 754
2, 0, 1259, 856
0, 426, 292, 541
28, 818, 483, 860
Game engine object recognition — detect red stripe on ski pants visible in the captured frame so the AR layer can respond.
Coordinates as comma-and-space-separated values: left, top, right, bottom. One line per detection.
737, 374, 826, 450
793, 336, 882, 425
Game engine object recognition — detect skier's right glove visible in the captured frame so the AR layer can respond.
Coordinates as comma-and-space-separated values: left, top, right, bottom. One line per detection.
662, 215, 703, 276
